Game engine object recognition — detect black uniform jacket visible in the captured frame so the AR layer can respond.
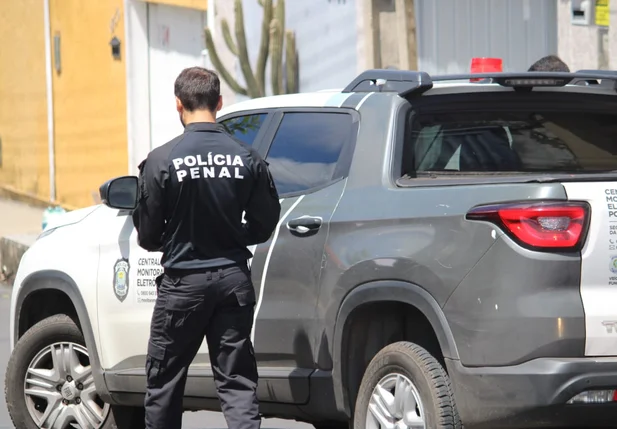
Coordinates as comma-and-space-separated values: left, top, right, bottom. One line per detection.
132, 122, 281, 270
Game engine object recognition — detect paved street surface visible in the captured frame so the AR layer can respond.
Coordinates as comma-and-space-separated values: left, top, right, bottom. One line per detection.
0, 283, 313, 429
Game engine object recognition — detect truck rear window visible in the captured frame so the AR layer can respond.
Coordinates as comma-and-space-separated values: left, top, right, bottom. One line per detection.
406, 95, 617, 175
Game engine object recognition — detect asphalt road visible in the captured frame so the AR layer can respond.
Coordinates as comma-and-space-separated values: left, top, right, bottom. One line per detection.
0, 283, 312, 429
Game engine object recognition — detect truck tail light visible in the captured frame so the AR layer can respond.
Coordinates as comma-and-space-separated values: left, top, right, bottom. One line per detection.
567, 390, 617, 404
466, 201, 590, 251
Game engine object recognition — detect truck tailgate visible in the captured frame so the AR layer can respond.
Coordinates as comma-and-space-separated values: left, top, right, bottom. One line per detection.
563, 182, 617, 356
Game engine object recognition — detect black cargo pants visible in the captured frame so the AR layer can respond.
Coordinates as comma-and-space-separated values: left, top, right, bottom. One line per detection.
143, 262, 260, 429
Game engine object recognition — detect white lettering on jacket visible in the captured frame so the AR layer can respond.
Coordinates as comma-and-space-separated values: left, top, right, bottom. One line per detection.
172, 153, 245, 182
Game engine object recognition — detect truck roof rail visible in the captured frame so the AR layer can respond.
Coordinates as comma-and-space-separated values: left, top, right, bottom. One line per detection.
342, 69, 434, 97
343, 69, 617, 97
576, 69, 617, 77
433, 71, 617, 91
432, 71, 617, 86
574, 69, 617, 87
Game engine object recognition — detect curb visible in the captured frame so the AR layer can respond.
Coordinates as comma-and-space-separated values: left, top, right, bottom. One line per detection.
0, 185, 78, 212
0, 234, 37, 286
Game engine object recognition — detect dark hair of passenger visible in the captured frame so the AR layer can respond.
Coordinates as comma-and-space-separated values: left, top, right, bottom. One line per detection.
527, 55, 570, 72
174, 67, 221, 112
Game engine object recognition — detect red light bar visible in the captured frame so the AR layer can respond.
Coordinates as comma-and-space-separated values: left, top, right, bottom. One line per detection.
470, 57, 503, 82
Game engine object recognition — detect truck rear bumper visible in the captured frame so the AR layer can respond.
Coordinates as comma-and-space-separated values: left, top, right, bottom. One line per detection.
446, 356, 617, 429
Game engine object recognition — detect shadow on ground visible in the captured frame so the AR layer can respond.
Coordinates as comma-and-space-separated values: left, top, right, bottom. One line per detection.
0, 283, 312, 429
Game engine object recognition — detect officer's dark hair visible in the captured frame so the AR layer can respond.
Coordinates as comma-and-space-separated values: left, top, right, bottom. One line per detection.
528, 55, 570, 72
174, 67, 221, 112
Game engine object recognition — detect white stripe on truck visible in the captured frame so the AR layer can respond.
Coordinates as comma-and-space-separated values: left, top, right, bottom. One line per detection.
563, 182, 617, 356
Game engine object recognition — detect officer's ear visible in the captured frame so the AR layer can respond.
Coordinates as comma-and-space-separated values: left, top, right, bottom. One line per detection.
216, 95, 223, 112
175, 96, 183, 113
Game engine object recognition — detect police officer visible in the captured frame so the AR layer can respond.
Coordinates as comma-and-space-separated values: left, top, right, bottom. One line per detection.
132, 66, 281, 429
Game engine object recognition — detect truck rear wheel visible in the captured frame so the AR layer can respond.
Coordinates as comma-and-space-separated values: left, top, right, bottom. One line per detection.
5, 313, 144, 429
352, 341, 461, 429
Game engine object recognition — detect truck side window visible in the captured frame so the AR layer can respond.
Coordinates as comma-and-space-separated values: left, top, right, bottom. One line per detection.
265, 112, 353, 195
220, 113, 267, 146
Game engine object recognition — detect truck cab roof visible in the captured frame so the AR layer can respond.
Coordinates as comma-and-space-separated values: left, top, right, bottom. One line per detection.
219, 69, 617, 117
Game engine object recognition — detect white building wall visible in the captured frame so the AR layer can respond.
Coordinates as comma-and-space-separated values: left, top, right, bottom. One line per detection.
124, 0, 207, 174
211, 0, 361, 104
208, 0, 239, 106
147, 3, 207, 149
243, 0, 359, 94
124, 0, 151, 175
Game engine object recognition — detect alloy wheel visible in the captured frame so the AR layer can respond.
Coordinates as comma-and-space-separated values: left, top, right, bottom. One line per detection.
23, 342, 109, 429
365, 373, 425, 429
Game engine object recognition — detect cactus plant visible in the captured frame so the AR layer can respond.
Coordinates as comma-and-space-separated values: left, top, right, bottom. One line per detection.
204, 0, 299, 98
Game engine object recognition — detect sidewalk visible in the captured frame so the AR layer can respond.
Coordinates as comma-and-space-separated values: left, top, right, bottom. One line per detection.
0, 199, 42, 285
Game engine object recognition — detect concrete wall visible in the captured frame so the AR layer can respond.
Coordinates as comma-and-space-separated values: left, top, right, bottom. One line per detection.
558, 0, 600, 70
360, 0, 418, 71
49, 0, 129, 208
0, 0, 50, 201
0, 0, 131, 208
557, 0, 616, 70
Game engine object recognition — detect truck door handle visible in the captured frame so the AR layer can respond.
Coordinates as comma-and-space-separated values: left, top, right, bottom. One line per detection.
287, 216, 323, 234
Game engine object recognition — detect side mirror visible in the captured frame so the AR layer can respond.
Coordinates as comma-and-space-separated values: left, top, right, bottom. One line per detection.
99, 176, 139, 210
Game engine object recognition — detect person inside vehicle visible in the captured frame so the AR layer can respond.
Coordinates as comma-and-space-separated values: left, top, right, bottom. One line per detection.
528, 54, 570, 72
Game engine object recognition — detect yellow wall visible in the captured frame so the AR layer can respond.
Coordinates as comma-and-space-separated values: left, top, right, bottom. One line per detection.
0, 0, 50, 201
143, 0, 207, 11
50, 0, 129, 208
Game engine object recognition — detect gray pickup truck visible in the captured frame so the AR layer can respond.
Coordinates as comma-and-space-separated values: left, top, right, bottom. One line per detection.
6, 69, 617, 429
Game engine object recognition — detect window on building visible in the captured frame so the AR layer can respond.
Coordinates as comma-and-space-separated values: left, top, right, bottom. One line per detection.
220, 113, 267, 146
265, 112, 354, 195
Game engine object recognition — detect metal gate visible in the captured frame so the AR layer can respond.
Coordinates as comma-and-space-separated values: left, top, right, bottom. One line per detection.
415, 0, 558, 74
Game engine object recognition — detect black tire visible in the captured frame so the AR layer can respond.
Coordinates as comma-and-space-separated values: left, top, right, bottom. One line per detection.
5, 314, 145, 429
352, 341, 461, 429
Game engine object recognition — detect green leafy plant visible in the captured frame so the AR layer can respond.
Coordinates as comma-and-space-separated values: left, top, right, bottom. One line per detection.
204, 0, 299, 98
